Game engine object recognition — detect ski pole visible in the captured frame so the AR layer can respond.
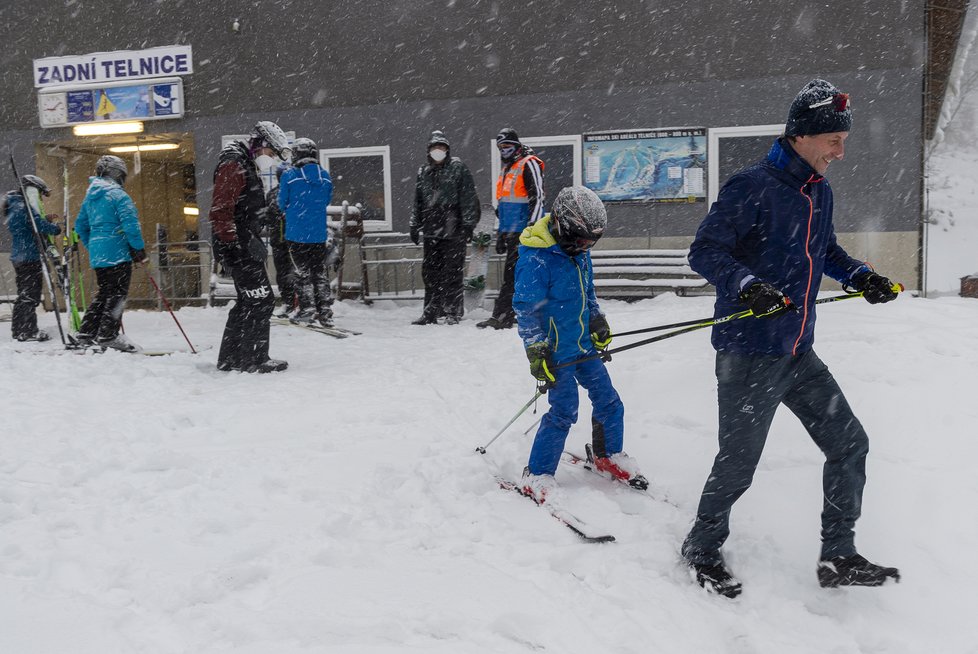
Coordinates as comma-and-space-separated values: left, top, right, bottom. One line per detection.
476, 390, 545, 454
145, 268, 197, 353
9, 153, 67, 346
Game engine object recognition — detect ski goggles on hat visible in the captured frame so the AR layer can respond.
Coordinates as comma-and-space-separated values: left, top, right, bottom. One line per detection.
556, 232, 599, 255
808, 92, 850, 112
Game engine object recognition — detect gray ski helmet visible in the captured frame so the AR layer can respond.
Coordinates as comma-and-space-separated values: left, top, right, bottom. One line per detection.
550, 186, 607, 256
95, 155, 128, 185
251, 120, 292, 162
291, 137, 318, 165
21, 175, 51, 197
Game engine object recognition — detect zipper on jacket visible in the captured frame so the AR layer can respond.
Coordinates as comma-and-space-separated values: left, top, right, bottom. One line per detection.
792, 175, 819, 355
574, 257, 588, 354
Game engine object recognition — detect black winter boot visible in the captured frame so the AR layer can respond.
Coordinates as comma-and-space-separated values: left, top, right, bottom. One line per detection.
817, 554, 900, 588
689, 560, 743, 598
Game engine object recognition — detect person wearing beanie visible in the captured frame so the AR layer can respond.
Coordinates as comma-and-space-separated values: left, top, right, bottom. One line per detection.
680, 78, 901, 598
477, 127, 545, 330
409, 130, 481, 325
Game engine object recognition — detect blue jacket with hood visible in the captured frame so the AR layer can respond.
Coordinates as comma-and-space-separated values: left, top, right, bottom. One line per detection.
689, 137, 868, 356
279, 163, 333, 243
4, 191, 61, 263
513, 215, 603, 364
75, 177, 145, 269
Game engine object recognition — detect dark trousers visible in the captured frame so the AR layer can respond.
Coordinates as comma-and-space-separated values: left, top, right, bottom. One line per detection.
682, 350, 869, 565
490, 232, 521, 322
218, 254, 275, 369
11, 260, 43, 339
287, 242, 332, 313
420, 237, 466, 319
271, 240, 296, 309
79, 262, 133, 342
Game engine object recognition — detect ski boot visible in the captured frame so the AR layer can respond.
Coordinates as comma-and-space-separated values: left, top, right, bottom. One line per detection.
15, 330, 50, 342
290, 309, 316, 325
521, 467, 558, 505
586, 444, 649, 490
98, 334, 141, 353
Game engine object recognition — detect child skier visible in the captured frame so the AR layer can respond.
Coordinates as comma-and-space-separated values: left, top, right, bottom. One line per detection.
513, 185, 646, 503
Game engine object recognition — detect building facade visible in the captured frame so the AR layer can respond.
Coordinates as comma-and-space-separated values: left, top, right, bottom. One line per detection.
0, 0, 929, 299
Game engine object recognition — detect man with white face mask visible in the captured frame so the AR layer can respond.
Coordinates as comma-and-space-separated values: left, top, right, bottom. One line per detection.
409, 130, 481, 325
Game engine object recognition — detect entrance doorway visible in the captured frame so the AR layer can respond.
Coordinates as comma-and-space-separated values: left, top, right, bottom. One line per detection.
34, 132, 198, 307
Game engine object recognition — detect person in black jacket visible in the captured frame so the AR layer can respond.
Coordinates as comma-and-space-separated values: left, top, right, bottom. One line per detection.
409, 130, 481, 325
265, 164, 297, 317
209, 120, 292, 373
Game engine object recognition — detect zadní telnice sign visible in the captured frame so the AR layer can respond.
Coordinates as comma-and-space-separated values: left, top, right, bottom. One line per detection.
34, 45, 192, 128
33, 45, 193, 88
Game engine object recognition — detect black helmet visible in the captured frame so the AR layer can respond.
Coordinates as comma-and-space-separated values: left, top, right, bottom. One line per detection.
291, 137, 318, 166
21, 175, 51, 197
251, 120, 292, 162
95, 155, 128, 185
550, 186, 607, 256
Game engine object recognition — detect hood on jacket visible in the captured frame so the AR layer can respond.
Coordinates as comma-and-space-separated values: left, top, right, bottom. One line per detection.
86, 175, 123, 199
519, 214, 557, 249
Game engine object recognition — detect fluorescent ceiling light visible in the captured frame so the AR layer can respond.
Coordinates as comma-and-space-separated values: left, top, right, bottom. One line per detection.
183, 206, 199, 216
109, 143, 180, 153
73, 121, 144, 136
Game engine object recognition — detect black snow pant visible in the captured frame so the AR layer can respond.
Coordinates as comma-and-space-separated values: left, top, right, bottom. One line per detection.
79, 262, 133, 342
271, 239, 297, 310
287, 241, 332, 314
420, 237, 466, 320
682, 350, 870, 565
488, 232, 520, 323
11, 260, 43, 339
218, 253, 275, 370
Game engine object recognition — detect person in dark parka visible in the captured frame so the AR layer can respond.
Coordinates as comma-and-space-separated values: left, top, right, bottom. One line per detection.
409, 130, 481, 325
681, 79, 901, 598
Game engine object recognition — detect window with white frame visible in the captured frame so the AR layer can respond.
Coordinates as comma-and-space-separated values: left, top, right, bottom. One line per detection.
707, 124, 784, 205
490, 134, 582, 215
319, 146, 392, 232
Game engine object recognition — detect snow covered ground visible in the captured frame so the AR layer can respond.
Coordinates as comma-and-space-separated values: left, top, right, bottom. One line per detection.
2, 293, 976, 653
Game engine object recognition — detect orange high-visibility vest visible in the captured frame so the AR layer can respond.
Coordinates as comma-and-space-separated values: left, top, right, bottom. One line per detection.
496, 155, 544, 204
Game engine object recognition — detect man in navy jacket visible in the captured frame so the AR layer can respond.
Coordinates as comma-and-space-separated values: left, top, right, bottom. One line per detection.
681, 79, 901, 598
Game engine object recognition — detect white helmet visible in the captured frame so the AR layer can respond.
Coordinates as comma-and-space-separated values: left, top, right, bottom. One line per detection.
251, 120, 292, 162
95, 155, 128, 185
550, 186, 607, 255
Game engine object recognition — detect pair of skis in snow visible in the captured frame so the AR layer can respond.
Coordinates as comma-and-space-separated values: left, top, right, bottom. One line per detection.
495, 448, 668, 544
270, 316, 362, 339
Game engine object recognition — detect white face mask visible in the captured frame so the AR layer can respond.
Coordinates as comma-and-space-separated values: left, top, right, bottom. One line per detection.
429, 149, 447, 163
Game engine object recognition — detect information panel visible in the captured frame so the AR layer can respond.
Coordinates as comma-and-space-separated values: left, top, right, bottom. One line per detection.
583, 128, 707, 203
38, 78, 184, 128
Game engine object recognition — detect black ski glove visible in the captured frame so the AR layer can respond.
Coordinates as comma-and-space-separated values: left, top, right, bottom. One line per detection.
851, 270, 898, 304
410, 227, 421, 246
463, 225, 475, 242
739, 281, 794, 318
589, 315, 612, 351
495, 234, 508, 255
526, 342, 556, 390
246, 234, 267, 262
129, 247, 147, 264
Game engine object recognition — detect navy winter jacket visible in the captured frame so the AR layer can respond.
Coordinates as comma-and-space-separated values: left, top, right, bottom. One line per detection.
513, 215, 603, 363
689, 138, 868, 356
279, 163, 333, 243
4, 191, 61, 263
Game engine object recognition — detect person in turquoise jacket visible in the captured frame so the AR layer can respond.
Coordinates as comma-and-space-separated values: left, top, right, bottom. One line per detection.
74, 155, 147, 351
512, 186, 646, 505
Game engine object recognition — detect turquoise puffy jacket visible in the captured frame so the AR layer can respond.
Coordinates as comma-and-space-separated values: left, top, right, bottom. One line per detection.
75, 177, 145, 269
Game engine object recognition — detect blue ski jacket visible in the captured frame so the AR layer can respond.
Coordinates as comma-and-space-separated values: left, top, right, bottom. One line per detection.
689, 138, 868, 356
513, 215, 603, 363
279, 163, 333, 243
4, 191, 61, 263
75, 177, 145, 269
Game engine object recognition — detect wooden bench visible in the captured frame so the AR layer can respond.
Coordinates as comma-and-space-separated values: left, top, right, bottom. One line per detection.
590, 249, 711, 299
